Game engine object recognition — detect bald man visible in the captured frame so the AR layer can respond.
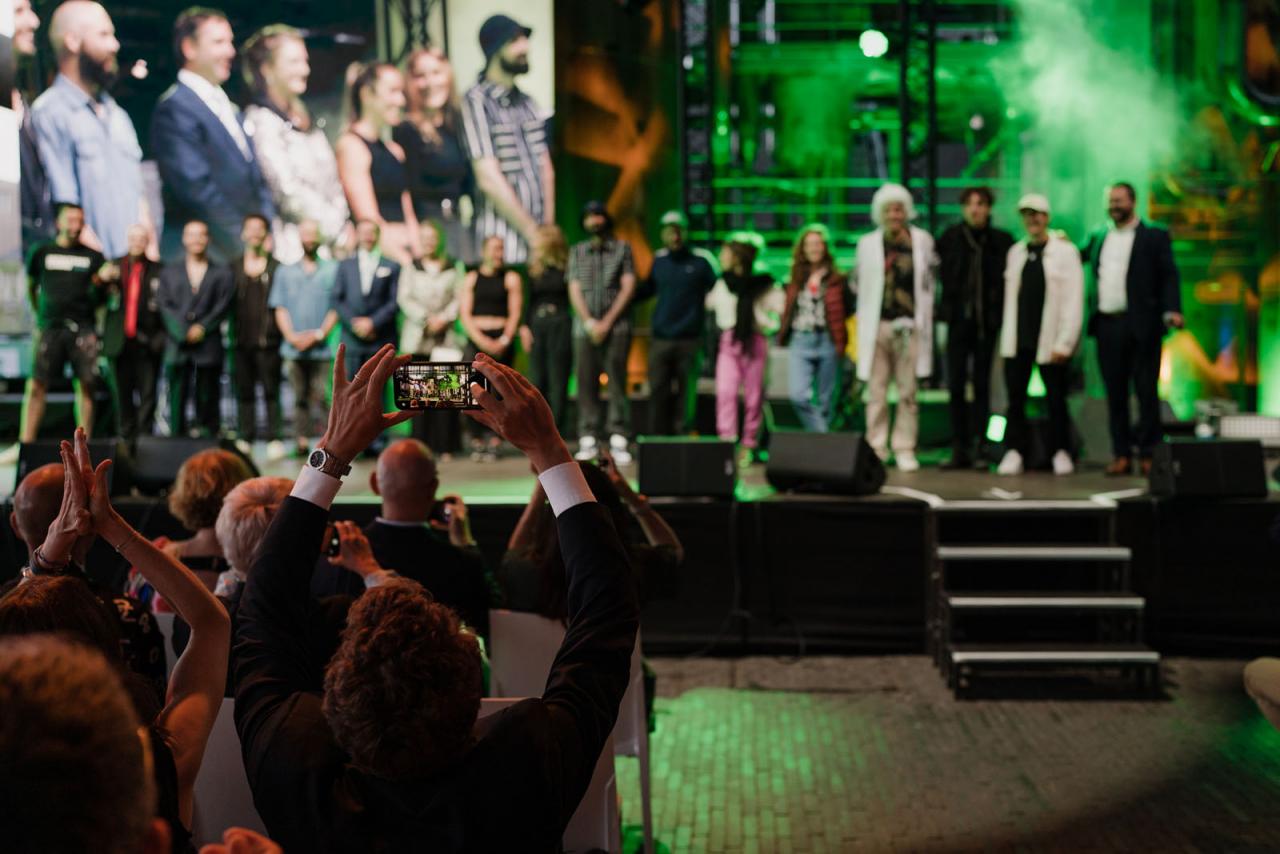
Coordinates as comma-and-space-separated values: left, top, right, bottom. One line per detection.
310, 439, 493, 636
5, 463, 166, 692
31, 0, 151, 260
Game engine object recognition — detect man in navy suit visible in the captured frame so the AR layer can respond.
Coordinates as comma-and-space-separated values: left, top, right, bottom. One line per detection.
151, 7, 274, 263
331, 220, 401, 374
1082, 182, 1184, 476
159, 220, 234, 437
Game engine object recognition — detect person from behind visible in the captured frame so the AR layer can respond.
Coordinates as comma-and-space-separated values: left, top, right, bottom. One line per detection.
520, 224, 573, 433
233, 345, 638, 850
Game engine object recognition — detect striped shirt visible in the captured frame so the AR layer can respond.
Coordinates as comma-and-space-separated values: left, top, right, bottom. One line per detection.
567, 237, 635, 319
461, 80, 550, 264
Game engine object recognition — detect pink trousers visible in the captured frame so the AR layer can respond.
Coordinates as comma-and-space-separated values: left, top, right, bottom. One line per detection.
716, 330, 767, 448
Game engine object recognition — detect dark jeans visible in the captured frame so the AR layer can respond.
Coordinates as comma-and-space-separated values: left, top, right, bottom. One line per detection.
1095, 313, 1163, 458
234, 348, 283, 441
115, 338, 162, 441
286, 359, 329, 440
167, 360, 221, 438
647, 337, 702, 435
1004, 350, 1070, 458
946, 318, 997, 451
528, 308, 573, 434
576, 320, 632, 441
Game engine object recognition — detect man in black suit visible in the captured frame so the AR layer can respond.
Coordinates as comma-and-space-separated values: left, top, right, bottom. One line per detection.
1081, 182, 1183, 476
151, 8, 274, 263
159, 220, 234, 437
101, 224, 166, 441
311, 438, 491, 635
331, 220, 401, 374
233, 346, 638, 851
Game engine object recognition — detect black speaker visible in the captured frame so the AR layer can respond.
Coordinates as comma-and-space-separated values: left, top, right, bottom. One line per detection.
766, 431, 886, 495
637, 438, 737, 498
1148, 439, 1267, 498
131, 436, 259, 496
16, 438, 128, 494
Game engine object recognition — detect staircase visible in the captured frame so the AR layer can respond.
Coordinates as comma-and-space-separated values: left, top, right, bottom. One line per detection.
928, 501, 1161, 698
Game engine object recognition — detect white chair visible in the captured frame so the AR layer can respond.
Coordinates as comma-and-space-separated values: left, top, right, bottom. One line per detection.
488, 610, 653, 854
190, 697, 266, 846
152, 611, 178, 677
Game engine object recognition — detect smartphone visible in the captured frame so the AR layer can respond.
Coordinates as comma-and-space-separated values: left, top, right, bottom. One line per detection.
322, 523, 341, 557
393, 361, 490, 411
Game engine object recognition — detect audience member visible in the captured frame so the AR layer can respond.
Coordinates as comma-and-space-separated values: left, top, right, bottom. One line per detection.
397, 47, 475, 264
233, 345, 638, 850
520, 224, 573, 432
336, 62, 418, 265
311, 438, 491, 636
231, 214, 285, 459
159, 220, 234, 438
101, 224, 166, 442
640, 210, 718, 436
777, 224, 849, 434
462, 14, 553, 263
32, 0, 152, 260
331, 220, 401, 372
14, 0, 53, 250
568, 201, 637, 463
270, 219, 339, 456
242, 24, 350, 264
460, 234, 523, 460
152, 7, 275, 262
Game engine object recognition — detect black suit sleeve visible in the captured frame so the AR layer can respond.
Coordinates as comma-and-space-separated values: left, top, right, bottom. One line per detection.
369, 264, 401, 332
196, 266, 235, 331
1152, 227, 1181, 316
157, 269, 188, 344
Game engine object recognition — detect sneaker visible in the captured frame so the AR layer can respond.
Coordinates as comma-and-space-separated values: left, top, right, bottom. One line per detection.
895, 451, 920, 473
1052, 450, 1075, 476
609, 433, 629, 453
234, 439, 253, 456
997, 449, 1024, 476
575, 436, 598, 461
611, 446, 633, 465
266, 440, 288, 462
0, 443, 20, 466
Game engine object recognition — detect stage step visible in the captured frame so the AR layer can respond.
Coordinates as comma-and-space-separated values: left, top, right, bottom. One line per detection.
937, 546, 1131, 562
943, 592, 1145, 611
945, 642, 1162, 695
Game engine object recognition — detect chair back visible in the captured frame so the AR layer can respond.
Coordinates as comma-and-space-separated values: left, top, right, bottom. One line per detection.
190, 697, 266, 845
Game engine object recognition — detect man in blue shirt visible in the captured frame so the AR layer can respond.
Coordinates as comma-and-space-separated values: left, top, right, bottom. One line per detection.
31, 1, 151, 260
639, 210, 717, 435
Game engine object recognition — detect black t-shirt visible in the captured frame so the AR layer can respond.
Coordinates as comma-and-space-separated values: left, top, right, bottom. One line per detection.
26, 241, 105, 330
393, 118, 473, 219
1017, 241, 1048, 352
525, 267, 569, 320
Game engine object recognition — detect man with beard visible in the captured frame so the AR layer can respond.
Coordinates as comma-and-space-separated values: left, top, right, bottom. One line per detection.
31, 1, 152, 261
1081, 182, 1183, 477
461, 14, 553, 264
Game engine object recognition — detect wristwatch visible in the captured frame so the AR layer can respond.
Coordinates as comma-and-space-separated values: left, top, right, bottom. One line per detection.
308, 447, 352, 479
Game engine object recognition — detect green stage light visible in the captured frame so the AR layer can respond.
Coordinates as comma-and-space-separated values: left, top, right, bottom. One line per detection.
859, 29, 889, 59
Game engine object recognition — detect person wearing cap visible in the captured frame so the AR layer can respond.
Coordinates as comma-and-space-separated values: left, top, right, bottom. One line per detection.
637, 210, 718, 435
567, 201, 637, 463
852, 183, 937, 472
461, 14, 553, 264
1080, 181, 1183, 477
996, 193, 1084, 476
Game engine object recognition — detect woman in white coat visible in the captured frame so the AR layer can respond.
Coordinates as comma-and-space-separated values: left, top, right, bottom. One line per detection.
996, 193, 1084, 476
855, 183, 936, 472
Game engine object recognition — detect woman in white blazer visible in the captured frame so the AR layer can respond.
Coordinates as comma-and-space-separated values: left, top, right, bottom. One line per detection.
854, 183, 936, 472
996, 193, 1084, 476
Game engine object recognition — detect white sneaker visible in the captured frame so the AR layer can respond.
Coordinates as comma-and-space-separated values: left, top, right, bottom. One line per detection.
609, 434, 632, 465
1052, 450, 1075, 476
0, 443, 20, 466
895, 451, 920, 473
997, 449, 1024, 476
575, 436, 598, 461
266, 440, 287, 462
234, 439, 253, 456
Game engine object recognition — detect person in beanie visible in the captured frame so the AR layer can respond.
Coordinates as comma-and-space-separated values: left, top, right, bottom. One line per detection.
461, 14, 553, 264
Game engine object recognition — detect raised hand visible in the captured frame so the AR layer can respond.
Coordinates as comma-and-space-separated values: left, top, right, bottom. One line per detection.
317, 343, 415, 465
466, 353, 570, 473
326, 520, 383, 578
40, 439, 94, 565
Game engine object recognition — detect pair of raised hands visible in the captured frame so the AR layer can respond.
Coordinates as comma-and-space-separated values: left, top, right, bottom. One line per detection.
41, 429, 127, 565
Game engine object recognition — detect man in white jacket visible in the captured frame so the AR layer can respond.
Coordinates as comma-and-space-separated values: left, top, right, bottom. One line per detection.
996, 194, 1084, 476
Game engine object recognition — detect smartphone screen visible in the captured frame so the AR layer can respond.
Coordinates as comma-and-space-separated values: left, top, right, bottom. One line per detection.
393, 361, 490, 410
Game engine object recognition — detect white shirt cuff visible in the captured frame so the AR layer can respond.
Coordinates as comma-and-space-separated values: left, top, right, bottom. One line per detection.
539, 461, 596, 516
291, 465, 343, 511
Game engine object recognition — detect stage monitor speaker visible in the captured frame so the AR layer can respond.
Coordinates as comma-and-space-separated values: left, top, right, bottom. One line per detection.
131, 436, 259, 496
637, 437, 736, 498
766, 431, 886, 496
1148, 439, 1266, 498
16, 438, 128, 494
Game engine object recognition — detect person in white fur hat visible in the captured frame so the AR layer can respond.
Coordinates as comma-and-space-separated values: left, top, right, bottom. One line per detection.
996, 193, 1084, 476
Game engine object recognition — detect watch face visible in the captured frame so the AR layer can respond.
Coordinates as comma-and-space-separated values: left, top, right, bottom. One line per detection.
309, 449, 326, 468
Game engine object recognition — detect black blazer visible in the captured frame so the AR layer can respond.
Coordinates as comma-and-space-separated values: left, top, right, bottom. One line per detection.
1081, 222, 1181, 341
151, 81, 276, 264
103, 256, 166, 358
158, 262, 235, 366
331, 256, 401, 349
311, 519, 492, 637
935, 222, 1016, 333
234, 495, 638, 853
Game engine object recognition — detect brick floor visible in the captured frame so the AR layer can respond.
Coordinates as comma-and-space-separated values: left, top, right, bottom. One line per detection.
614, 656, 1280, 853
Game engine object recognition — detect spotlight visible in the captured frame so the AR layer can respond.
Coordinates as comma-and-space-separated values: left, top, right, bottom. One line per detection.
859, 29, 889, 59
